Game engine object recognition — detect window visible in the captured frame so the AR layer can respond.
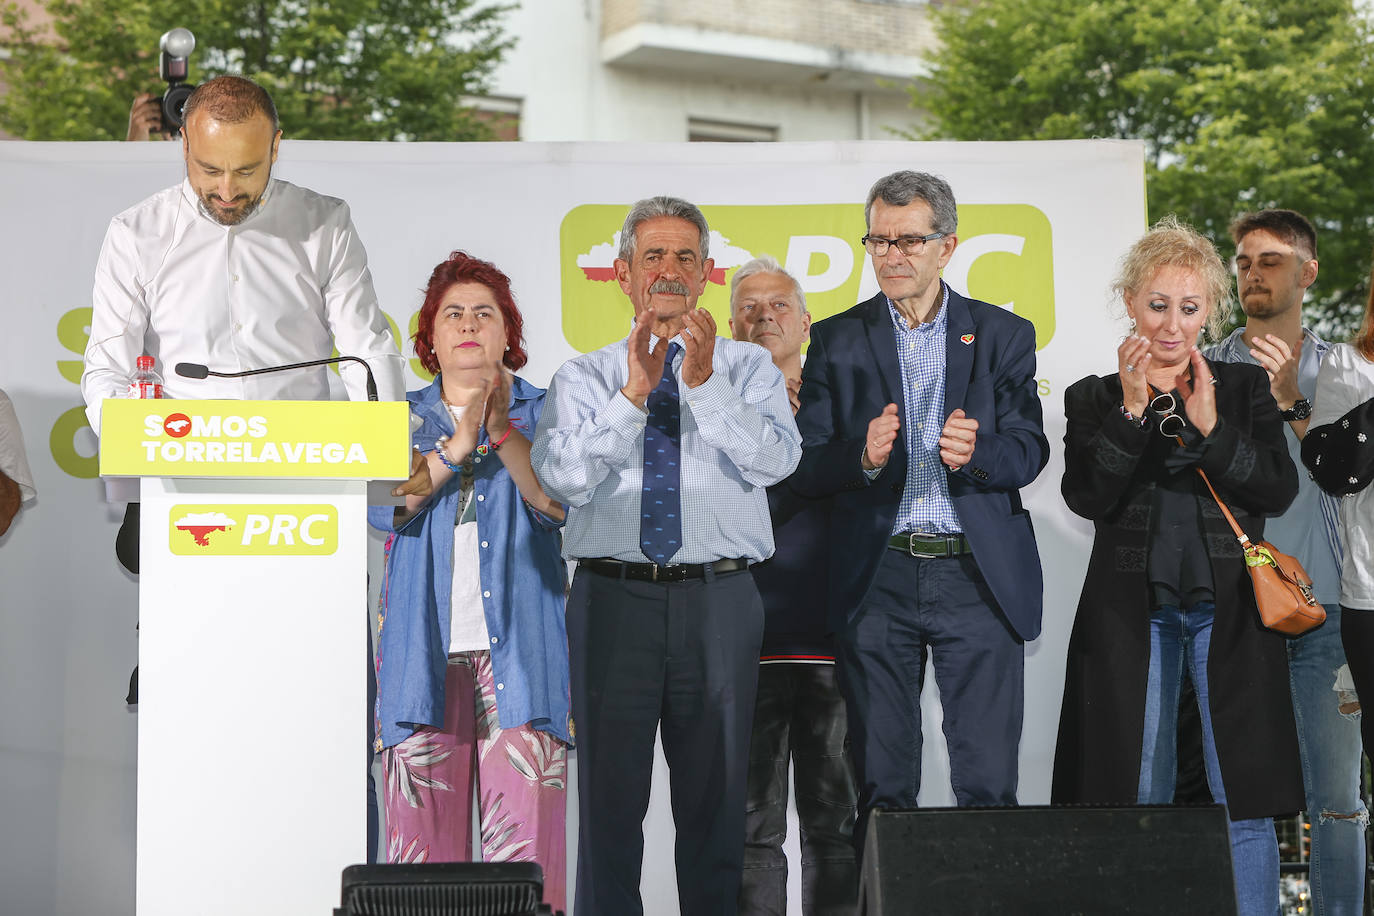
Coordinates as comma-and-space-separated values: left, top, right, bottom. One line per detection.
687, 117, 777, 142
462, 95, 522, 141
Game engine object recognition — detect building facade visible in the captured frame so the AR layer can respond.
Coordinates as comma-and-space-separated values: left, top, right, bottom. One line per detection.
478, 0, 932, 141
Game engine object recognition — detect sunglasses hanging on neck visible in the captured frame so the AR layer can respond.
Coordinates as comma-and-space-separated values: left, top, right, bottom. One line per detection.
1147, 388, 1187, 438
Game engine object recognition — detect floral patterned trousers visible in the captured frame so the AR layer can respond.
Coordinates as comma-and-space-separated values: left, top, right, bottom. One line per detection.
382, 650, 567, 912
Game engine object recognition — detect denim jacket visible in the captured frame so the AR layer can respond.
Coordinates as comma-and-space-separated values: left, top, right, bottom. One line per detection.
369, 374, 571, 748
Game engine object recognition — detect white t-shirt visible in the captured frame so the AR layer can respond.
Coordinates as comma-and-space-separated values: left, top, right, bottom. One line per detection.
445, 404, 491, 653
1311, 344, 1374, 609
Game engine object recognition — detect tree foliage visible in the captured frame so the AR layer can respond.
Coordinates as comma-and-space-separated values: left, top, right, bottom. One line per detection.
0, 0, 512, 142
916, 0, 1374, 336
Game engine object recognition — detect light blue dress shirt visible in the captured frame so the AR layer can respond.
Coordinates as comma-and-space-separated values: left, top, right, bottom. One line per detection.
532, 332, 800, 563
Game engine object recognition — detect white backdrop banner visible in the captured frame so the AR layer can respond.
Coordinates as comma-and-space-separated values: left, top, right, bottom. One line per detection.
0, 138, 1145, 916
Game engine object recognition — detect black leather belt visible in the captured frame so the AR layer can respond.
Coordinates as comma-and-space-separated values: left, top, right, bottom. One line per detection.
579, 557, 750, 582
887, 532, 972, 558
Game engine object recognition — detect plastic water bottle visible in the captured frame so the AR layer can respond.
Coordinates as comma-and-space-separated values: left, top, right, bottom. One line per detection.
128, 355, 164, 399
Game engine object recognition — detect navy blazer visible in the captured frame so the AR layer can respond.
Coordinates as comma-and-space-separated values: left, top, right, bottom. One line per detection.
793, 286, 1050, 641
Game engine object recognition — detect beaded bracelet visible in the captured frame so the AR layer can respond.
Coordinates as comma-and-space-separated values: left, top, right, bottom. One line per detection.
436, 422, 523, 470
434, 437, 463, 472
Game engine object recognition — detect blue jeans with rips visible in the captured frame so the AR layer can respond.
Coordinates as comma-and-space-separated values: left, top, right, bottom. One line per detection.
1289, 603, 1367, 916
1137, 602, 1280, 916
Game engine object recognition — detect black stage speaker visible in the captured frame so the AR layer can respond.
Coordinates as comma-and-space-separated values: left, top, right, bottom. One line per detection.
858, 804, 1236, 915
335, 862, 559, 916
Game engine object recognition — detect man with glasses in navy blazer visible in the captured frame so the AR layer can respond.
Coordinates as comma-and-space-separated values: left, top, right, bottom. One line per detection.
793, 170, 1049, 852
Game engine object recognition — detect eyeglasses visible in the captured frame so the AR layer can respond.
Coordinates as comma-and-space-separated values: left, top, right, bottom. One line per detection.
1149, 391, 1187, 438
860, 232, 946, 257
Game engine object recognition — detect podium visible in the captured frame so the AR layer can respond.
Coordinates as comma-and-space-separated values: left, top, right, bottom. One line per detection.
100, 399, 411, 916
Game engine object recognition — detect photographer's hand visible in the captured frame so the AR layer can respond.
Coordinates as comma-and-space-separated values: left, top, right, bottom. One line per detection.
127, 94, 171, 142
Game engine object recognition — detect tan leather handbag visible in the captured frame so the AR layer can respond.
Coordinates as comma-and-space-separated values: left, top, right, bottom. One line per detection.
1196, 468, 1325, 637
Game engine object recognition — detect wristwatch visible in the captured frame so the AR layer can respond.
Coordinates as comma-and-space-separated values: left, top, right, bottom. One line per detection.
1280, 397, 1312, 421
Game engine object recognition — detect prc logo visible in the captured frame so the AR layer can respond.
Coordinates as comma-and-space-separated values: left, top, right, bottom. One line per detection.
174, 511, 234, 546
576, 230, 753, 286
169, 504, 338, 556
163, 413, 192, 438
559, 203, 1056, 354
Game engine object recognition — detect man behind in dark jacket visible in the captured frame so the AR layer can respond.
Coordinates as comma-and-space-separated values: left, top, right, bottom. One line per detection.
729, 255, 857, 915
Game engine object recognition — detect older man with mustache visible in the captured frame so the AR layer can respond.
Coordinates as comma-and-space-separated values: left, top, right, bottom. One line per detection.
532, 198, 800, 915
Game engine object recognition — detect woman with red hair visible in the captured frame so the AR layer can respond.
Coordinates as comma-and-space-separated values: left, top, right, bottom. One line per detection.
369, 251, 569, 909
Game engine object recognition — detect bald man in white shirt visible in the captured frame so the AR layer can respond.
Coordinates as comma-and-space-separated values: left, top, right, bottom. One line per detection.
80, 75, 405, 861
81, 75, 404, 432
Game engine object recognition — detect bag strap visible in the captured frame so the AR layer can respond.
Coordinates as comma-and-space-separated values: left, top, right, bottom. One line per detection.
1197, 445, 1315, 602
1153, 390, 1315, 604
1193, 466, 1252, 548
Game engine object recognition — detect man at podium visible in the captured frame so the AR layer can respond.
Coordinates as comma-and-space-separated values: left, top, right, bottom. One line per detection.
80, 74, 404, 430
78, 73, 405, 866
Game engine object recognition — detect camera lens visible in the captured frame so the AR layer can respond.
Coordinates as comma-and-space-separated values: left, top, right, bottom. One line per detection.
161, 83, 196, 131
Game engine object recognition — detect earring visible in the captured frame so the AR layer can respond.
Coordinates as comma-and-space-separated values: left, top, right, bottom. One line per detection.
505, 345, 510, 351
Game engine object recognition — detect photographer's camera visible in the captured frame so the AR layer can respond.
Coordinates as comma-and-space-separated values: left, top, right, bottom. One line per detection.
156, 28, 196, 132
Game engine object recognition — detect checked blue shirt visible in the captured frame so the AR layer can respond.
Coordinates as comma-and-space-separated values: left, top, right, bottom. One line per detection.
889, 285, 962, 536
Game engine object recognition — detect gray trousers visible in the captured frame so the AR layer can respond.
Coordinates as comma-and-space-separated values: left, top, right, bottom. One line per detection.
566, 564, 763, 916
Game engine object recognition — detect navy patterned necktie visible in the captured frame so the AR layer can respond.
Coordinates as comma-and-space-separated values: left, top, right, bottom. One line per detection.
640, 341, 683, 564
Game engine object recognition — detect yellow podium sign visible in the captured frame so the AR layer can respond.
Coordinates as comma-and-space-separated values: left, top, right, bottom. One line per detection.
99, 399, 411, 480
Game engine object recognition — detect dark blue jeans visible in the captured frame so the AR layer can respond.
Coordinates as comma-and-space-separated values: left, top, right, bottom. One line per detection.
739, 662, 857, 916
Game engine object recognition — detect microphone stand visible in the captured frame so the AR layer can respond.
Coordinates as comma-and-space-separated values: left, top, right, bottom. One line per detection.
175, 356, 379, 401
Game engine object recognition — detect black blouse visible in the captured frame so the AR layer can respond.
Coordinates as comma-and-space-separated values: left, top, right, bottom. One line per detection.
1145, 387, 1216, 607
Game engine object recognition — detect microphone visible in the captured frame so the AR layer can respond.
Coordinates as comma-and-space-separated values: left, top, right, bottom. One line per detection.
175, 356, 379, 401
